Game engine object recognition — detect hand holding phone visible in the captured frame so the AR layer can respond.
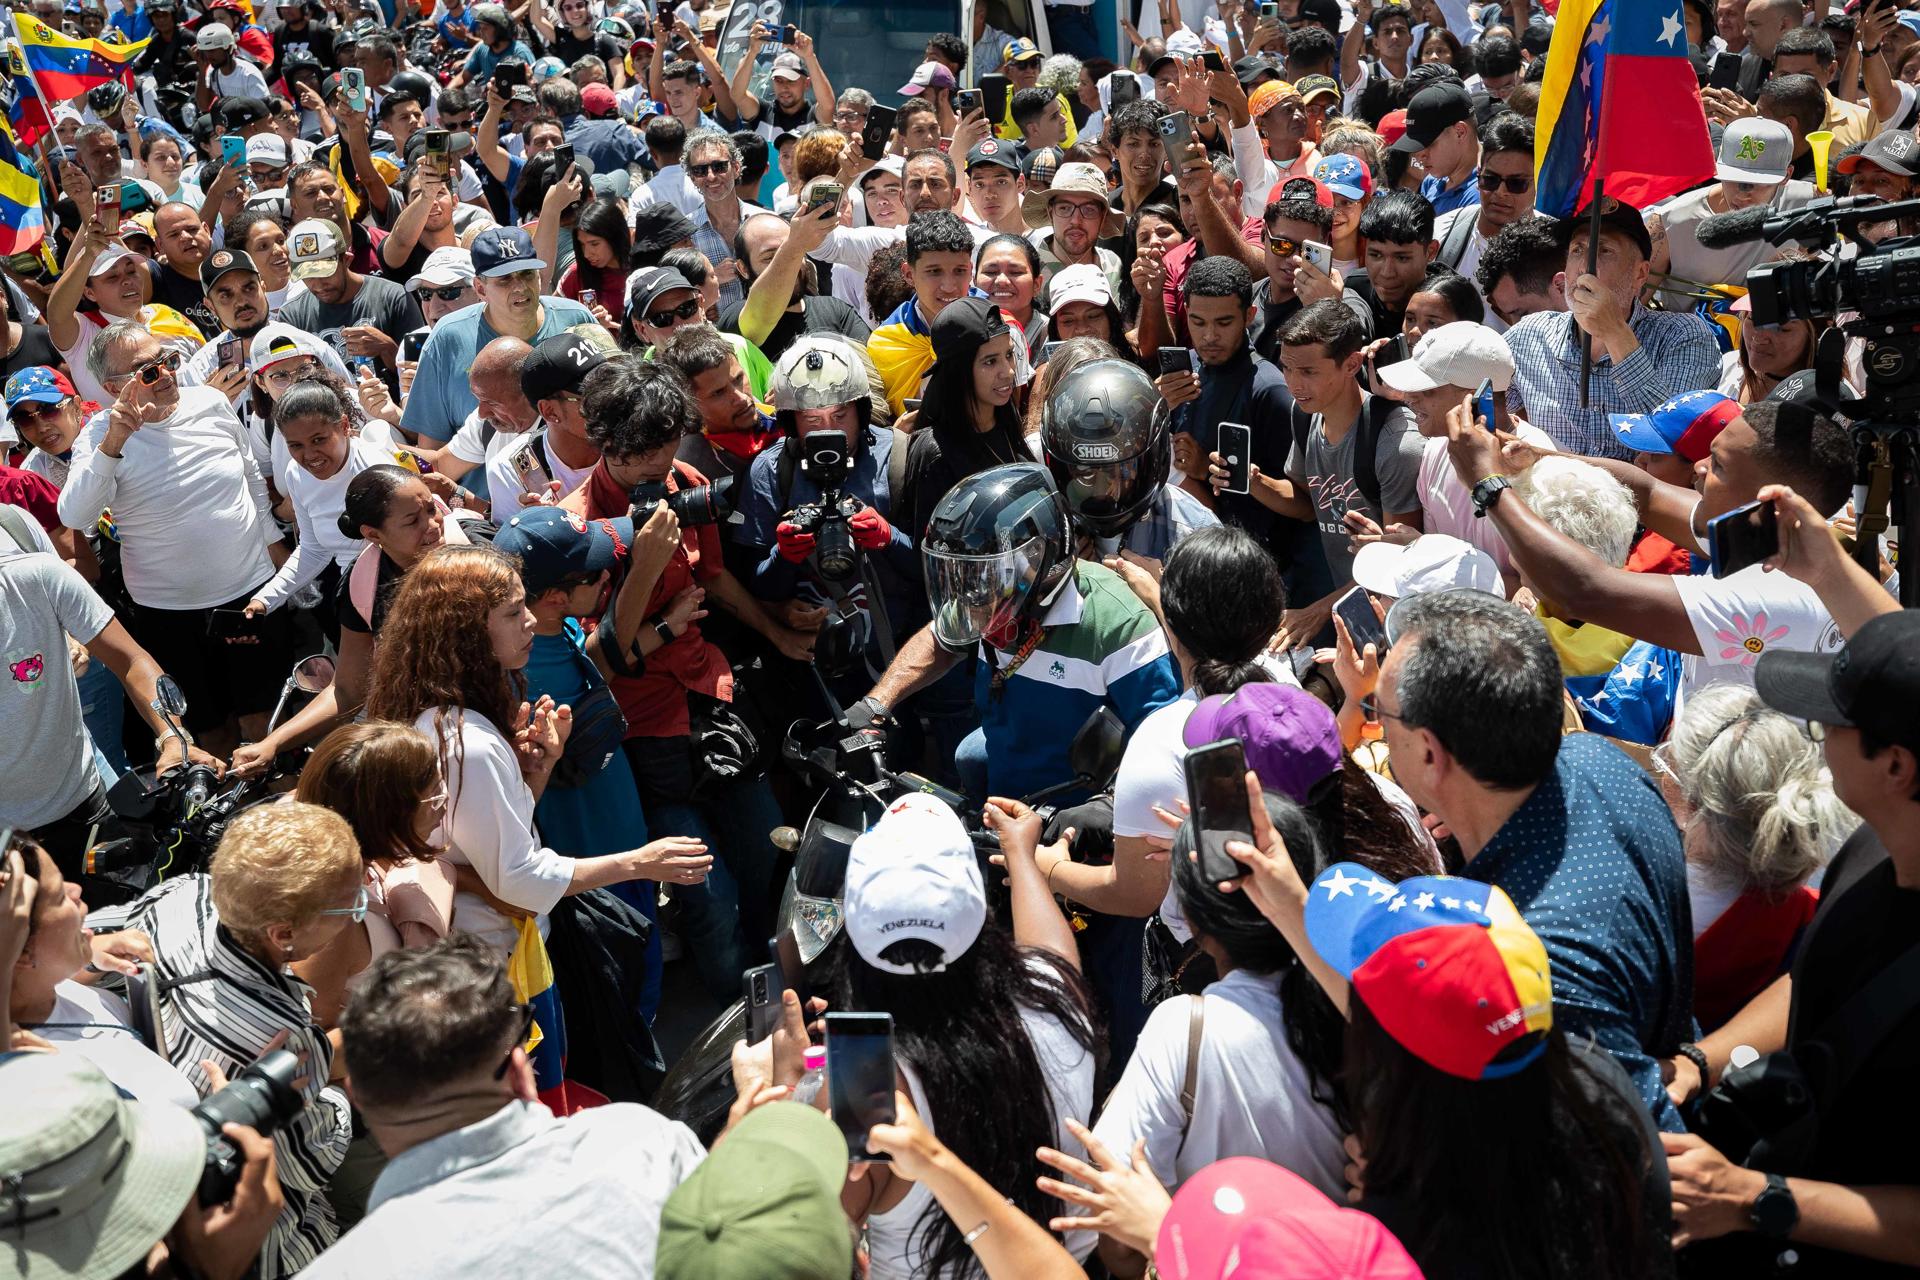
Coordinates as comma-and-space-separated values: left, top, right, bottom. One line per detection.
1156, 110, 1196, 175
1334, 586, 1388, 656
1217, 422, 1252, 495
94, 185, 121, 235
827, 1012, 897, 1162
1473, 377, 1496, 432
743, 963, 782, 1044
1186, 739, 1255, 885
1708, 498, 1781, 578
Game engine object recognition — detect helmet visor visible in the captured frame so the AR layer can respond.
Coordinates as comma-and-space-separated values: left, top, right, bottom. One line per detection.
1059, 453, 1150, 539
924, 532, 1050, 650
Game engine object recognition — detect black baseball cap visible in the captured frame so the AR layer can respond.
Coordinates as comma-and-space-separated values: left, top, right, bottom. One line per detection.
1390, 83, 1475, 153
1550, 194, 1654, 261
630, 202, 699, 256
1295, 0, 1341, 33
216, 95, 269, 128
1232, 54, 1280, 87
521, 330, 609, 405
1755, 610, 1920, 749
199, 247, 257, 289
964, 137, 1021, 174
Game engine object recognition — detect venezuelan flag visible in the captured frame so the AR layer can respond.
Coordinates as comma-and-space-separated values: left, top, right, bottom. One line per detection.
0, 116, 47, 259
3, 44, 52, 149
12, 13, 146, 103
1534, 0, 1715, 219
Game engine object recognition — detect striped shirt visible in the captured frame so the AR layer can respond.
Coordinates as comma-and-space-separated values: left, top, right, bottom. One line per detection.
127, 875, 354, 1279
1503, 303, 1723, 461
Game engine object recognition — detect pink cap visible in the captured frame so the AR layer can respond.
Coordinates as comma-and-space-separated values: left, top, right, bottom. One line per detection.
1155, 1158, 1425, 1280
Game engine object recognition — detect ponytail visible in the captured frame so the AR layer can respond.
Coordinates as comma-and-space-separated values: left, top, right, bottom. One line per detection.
339, 463, 418, 541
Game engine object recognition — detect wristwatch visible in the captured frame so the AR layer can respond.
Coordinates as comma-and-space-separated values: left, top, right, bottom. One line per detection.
646, 614, 675, 647
1749, 1173, 1799, 1239
1470, 473, 1512, 519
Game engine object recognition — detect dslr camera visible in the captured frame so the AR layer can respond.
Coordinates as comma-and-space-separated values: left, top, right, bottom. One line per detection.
785, 430, 865, 583
191, 1048, 304, 1206
629, 473, 736, 527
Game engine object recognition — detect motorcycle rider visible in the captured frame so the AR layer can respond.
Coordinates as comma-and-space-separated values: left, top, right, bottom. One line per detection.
739, 335, 919, 704
1039, 350, 1219, 570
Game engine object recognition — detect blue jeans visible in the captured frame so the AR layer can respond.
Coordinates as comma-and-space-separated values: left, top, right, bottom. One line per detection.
1043, 3, 1102, 61
78, 658, 128, 783
956, 728, 989, 806
623, 735, 785, 1002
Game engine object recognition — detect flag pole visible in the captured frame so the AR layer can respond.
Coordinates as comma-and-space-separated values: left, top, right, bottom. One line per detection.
1578, 175, 1603, 409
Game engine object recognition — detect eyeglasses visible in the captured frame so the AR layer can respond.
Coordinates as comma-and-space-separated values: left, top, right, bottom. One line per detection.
1477, 170, 1533, 194
494, 1002, 537, 1079
318, 884, 369, 923
126, 350, 184, 386
415, 284, 469, 302
1053, 199, 1109, 224
645, 297, 703, 328
687, 160, 732, 178
1358, 691, 1407, 725
832, 108, 868, 123
261, 357, 319, 387
1265, 232, 1301, 257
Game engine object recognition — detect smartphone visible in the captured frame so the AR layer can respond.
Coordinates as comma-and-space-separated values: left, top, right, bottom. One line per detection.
1334, 585, 1388, 655
1260, 1, 1280, 15
220, 134, 246, 168
1040, 340, 1064, 364
94, 185, 120, 235
826, 1012, 896, 1162
953, 87, 982, 117
1706, 51, 1744, 90
119, 180, 150, 214
780, 22, 796, 42
1156, 345, 1196, 378
770, 931, 808, 1009
423, 126, 451, 177
743, 962, 782, 1045
1217, 422, 1252, 494
1708, 498, 1780, 578
1156, 109, 1195, 173
551, 142, 575, 173
1473, 376, 1496, 430
217, 335, 244, 371
578, 287, 598, 309
902, 397, 922, 413
206, 607, 261, 640
860, 103, 896, 161
1202, 48, 1225, 72
402, 330, 429, 361
1300, 239, 1334, 274
1108, 71, 1140, 108
1377, 334, 1410, 368
491, 58, 526, 90
807, 180, 842, 213
341, 66, 367, 112
980, 71, 1011, 123
1184, 738, 1254, 885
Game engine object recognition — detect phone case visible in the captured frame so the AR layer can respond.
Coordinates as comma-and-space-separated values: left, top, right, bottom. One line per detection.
1218, 425, 1252, 494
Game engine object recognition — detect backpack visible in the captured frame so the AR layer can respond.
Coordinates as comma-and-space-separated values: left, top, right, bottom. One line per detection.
1436, 207, 1479, 272
1288, 393, 1400, 515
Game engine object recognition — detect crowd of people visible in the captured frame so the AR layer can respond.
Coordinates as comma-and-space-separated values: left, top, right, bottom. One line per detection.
2, 0, 1919, 1274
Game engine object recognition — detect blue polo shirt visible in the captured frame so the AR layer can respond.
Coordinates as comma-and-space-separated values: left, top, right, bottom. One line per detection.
1470, 732, 1694, 1132
401, 297, 595, 444
974, 560, 1181, 800
1420, 169, 1481, 217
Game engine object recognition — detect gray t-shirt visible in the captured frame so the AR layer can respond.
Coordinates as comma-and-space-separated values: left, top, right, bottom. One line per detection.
1284, 393, 1425, 586
279, 275, 426, 373
0, 552, 114, 828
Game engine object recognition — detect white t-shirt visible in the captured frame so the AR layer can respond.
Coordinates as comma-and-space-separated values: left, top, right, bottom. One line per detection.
1413, 421, 1556, 576
254, 434, 399, 612
207, 58, 271, 100
1091, 968, 1347, 1196
484, 427, 598, 514
1671, 564, 1845, 700
58, 386, 277, 611
29, 981, 199, 1108
865, 982, 1095, 1278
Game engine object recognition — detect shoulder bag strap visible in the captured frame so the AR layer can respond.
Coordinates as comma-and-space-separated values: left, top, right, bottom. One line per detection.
0, 505, 37, 552
1803, 940, 1920, 1107
1175, 993, 1205, 1160
887, 427, 909, 509
1438, 207, 1477, 269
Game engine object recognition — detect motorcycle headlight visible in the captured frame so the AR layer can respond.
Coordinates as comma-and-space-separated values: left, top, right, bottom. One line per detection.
792, 891, 842, 964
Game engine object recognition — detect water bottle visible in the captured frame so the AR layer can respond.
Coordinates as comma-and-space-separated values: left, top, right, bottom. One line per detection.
792, 1046, 827, 1106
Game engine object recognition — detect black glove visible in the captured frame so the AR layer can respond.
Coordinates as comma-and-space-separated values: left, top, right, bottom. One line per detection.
1044, 795, 1114, 866
844, 694, 891, 753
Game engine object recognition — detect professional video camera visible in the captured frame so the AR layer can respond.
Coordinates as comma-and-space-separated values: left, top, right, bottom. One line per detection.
191, 1049, 304, 1205
1696, 193, 1920, 603
784, 430, 866, 583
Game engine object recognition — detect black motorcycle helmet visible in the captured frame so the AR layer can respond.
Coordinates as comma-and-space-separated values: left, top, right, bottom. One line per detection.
387, 69, 437, 111
88, 81, 127, 118
921, 462, 1072, 652
1039, 358, 1169, 541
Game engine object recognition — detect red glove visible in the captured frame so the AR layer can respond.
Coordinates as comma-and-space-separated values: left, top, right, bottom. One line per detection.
848, 505, 893, 551
776, 521, 816, 563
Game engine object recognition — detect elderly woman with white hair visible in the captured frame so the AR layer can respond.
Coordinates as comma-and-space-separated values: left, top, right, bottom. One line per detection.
1653, 683, 1859, 1029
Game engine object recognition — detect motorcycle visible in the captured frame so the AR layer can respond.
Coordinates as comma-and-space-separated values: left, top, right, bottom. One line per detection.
653, 698, 1126, 1143
85, 656, 336, 901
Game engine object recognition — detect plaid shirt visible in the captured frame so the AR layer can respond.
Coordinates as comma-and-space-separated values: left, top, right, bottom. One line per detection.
1505, 303, 1723, 460
691, 197, 769, 311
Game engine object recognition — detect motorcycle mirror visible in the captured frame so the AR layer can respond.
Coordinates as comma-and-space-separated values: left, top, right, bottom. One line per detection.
291, 654, 337, 694
1066, 706, 1126, 789
153, 675, 188, 720
813, 610, 862, 680
771, 825, 800, 853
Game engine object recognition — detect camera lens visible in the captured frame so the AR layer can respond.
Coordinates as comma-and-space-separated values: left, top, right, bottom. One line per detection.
816, 518, 857, 582
191, 1049, 304, 1206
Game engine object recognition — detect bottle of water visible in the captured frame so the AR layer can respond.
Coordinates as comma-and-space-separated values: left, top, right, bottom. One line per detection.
792, 1046, 827, 1106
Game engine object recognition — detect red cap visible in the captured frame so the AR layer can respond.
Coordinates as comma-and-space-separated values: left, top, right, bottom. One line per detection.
1378, 108, 1409, 147
580, 82, 618, 118
1267, 174, 1333, 209
1155, 1158, 1425, 1280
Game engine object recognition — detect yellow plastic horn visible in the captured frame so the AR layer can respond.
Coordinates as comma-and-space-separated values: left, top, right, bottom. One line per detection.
1808, 129, 1835, 193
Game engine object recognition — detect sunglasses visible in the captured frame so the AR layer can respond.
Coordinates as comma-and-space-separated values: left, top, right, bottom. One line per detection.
645, 297, 702, 328
1266, 233, 1301, 257
318, 884, 369, 923
129, 350, 184, 386
494, 1002, 537, 1079
686, 160, 732, 178
9, 398, 67, 424
415, 284, 469, 302
1477, 170, 1532, 194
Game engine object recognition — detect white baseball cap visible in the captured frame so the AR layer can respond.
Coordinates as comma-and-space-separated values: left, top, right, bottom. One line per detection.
1715, 117, 1792, 186
245, 133, 288, 167
844, 793, 987, 975
408, 245, 477, 290
1352, 533, 1503, 600
1377, 320, 1515, 394
1048, 262, 1111, 311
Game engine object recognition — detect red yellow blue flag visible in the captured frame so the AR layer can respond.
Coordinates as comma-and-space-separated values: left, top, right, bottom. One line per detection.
11, 12, 147, 103
2, 44, 53, 149
0, 114, 47, 260
1534, 0, 1715, 218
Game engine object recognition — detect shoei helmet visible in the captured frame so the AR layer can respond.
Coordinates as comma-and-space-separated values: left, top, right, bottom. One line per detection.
921, 462, 1073, 651
1040, 357, 1169, 540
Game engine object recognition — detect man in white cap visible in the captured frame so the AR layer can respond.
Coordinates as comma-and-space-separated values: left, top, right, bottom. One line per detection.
194, 20, 269, 107
1367, 319, 1556, 585
246, 132, 292, 197
728, 22, 835, 142
1644, 116, 1814, 293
